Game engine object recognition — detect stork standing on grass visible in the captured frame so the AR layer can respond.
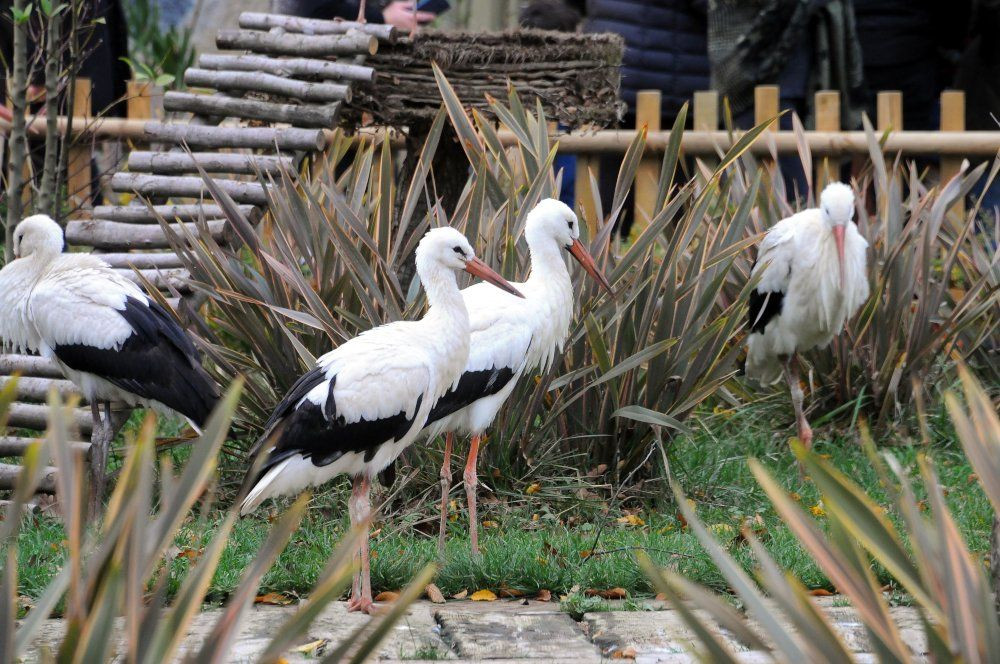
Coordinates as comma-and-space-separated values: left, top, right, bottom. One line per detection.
0, 215, 220, 433
424, 199, 613, 556
239, 227, 523, 615
745, 182, 870, 448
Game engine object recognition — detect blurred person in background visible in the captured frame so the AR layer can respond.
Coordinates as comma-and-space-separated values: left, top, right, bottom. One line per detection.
520, 0, 583, 209
708, 0, 865, 199
585, 0, 710, 235
853, 0, 970, 131
272, 0, 438, 31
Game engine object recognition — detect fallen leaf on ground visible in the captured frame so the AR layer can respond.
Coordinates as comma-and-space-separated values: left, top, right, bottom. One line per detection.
654, 592, 667, 601
525, 482, 541, 495
616, 514, 645, 527
809, 589, 834, 596
810, 503, 826, 517
374, 591, 400, 602
425, 583, 446, 603
292, 639, 328, 655
452, 589, 468, 600
498, 587, 524, 598
612, 646, 638, 658
482, 520, 499, 529
789, 492, 802, 502
255, 592, 294, 605
586, 587, 627, 600
470, 589, 497, 601
536, 589, 552, 602
708, 523, 734, 536
177, 548, 202, 560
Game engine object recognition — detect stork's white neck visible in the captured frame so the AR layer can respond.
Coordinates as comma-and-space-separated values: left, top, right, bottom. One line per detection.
418, 260, 470, 332
524, 227, 571, 289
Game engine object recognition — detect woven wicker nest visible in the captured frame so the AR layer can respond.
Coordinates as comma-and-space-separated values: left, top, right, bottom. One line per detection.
344, 29, 625, 129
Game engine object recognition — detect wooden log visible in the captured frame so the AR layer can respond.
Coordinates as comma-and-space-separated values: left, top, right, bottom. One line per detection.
127, 78, 153, 120
814, 90, 840, 191
198, 53, 374, 83
65, 219, 228, 251
0, 436, 90, 457
184, 68, 351, 103
67, 78, 92, 209
163, 91, 341, 128
95, 252, 185, 269
0, 462, 58, 492
111, 173, 271, 206
238, 12, 399, 41
0, 354, 63, 378
216, 28, 378, 57
144, 122, 326, 151
940, 90, 966, 222
0, 499, 42, 514
113, 267, 192, 292
93, 203, 260, 224
128, 151, 294, 176
7, 402, 93, 434
0, 376, 84, 402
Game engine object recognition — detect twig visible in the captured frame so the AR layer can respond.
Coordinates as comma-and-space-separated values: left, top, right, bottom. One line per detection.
5, 0, 29, 261
585, 546, 699, 561
37, 3, 61, 215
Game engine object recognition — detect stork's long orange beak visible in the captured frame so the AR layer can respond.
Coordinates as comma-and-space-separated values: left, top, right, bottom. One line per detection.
568, 239, 614, 296
464, 257, 525, 298
832, 225, 846, 289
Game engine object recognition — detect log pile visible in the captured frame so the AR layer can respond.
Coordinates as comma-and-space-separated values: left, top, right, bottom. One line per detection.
344, 29, 625, 129
0, 11, 393, 499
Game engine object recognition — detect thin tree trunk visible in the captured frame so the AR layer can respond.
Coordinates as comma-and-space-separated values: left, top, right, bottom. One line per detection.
4, 0, 29, 263
38, 6, 62, 216
54, 2, 78, 224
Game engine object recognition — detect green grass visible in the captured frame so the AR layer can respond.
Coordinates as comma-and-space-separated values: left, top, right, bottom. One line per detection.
12, 398, 991, 609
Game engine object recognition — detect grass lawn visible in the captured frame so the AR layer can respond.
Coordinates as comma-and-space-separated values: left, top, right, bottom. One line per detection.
14, 397, 991, 610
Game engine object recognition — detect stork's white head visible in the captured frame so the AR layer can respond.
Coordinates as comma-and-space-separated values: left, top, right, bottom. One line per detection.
525, 198, 613, 295
819, 183, 854, 288
13, 214, 64, 259
416, 227, 523, 298
819, 182, 855, 227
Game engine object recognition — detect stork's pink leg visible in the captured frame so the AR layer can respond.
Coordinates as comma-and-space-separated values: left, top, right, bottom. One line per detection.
356, 0, 367, 23
347, 475, 375, 614
464, 434, 482, 556
785, 354, 812, 476
438, 432, 454, 556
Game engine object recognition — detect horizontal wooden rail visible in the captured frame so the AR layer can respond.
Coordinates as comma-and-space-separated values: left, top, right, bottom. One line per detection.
3, 119, 1000, 157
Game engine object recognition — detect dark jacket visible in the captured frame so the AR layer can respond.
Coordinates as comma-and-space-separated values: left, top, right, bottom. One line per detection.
585, 0, 709, 121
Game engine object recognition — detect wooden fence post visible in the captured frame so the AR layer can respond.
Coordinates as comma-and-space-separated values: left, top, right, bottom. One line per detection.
814, 90, 840, 192
754, 85, 780, 130
67, 77, 92, 209
940, 90, 965, 220
877, 91, 903, 132
127, 78, 152, 120
632, 89, 661, 239
693, 90, 718, 176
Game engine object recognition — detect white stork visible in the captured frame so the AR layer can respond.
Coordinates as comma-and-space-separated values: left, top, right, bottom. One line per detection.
0, 214, 219, 432
423, 199, 613, 556
239, 226, 522, 614
745, 182, 869, 448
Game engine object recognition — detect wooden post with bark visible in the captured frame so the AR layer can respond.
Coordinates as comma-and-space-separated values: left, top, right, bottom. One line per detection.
37, 2, 62, 217
67, 78, 92, 210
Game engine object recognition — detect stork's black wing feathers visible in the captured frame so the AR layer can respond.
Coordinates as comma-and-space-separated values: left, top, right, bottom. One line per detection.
747, 289, 785, 334
253, 369, 423, 482
425, 366, 516, 425
53, 297, 219, 426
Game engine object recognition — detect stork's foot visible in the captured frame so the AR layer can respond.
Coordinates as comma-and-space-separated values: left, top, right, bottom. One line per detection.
798, 423, 814, 450
347, 594, 375, 614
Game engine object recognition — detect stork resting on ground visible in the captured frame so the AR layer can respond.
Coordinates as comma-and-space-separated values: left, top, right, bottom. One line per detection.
239, 227, 522, 614
423, 199, 613, 556
745, 182, 869, 448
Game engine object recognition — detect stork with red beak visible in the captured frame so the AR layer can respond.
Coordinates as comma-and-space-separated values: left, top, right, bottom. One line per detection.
745, 182, 869, 447
423, 199, 613, 556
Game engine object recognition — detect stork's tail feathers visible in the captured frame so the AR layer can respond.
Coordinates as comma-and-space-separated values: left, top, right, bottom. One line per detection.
180, 365, 221, 430
239, 456, 294, 516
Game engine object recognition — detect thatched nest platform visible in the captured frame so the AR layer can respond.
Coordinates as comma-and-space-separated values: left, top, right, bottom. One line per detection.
344, 29, 625, 129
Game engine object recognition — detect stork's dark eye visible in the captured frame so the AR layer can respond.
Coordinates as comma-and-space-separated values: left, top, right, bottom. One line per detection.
452, 245, 465, 256
568, 220, 574, 230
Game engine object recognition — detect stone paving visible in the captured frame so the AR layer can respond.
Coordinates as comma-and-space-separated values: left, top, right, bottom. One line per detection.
24, 597, 927, 662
